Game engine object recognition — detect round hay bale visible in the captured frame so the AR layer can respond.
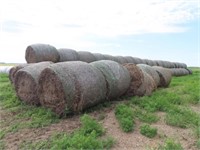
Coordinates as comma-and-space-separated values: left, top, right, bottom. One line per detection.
132, 57, 142, 64
139, 59, 147, 64
103, 54, 117, 62
137, 64, 160, 87
143, 59, 151, 66
124, 56, 135, 63
170, 68, 177, 76
9, 64, 29, 84
91, 60, 131, 100
93, 53, 106, 60
179, 63, 187, 68
77, 51, 96, 63
155, 60, 165, 67
122, 63, 144, 96
14, 61, 53, 105
152, 66, 172, 87
168, 62, 175, 68
38, 61, 107, 115
58, 48, 79, 62
151, 60, 157, 66
140, 71, 156, 96
115, 56, 128, 64
171, 68, 190, 76
25, 44, 59, 63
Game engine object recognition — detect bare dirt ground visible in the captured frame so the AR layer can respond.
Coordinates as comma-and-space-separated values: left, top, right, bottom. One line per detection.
1, 104, 199, 150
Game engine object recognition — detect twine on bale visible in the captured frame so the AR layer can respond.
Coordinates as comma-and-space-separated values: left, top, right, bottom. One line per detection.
38, 61, 107, 116
58, 48, 79, 62
25, 44, 59, 63
77, 51, 96, 63
91, 60, 131, 100
152, 66, 172, 87
14, 61, 53, 106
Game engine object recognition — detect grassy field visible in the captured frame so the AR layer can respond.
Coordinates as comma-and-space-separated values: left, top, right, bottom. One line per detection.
0, 67, 199, 149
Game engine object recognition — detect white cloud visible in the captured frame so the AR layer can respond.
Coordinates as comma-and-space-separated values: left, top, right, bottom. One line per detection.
0, 0, 198, 63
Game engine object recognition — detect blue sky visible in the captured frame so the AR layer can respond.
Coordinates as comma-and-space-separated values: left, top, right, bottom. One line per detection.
0, 0, 199, 66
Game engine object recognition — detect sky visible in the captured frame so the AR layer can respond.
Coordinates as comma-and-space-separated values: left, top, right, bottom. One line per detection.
0, 0, 199, 66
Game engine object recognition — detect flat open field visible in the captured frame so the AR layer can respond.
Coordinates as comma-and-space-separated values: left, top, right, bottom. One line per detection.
0, 67, 199, 150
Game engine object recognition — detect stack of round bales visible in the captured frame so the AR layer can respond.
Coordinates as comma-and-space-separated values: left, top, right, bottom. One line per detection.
38, 60, 131, 116
58, 48, 79, 62
25, 44, 59, 63
77, 51, 96, 63
123, 63, 156, 96
137, 64, 160, 87
152, 66, 172, 87
14, 61, 53, 106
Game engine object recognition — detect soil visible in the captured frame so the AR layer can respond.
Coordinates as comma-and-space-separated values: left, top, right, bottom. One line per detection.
1, 104, 199, 150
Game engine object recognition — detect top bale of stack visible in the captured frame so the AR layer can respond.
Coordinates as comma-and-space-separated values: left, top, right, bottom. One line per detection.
25, 44, 60, 63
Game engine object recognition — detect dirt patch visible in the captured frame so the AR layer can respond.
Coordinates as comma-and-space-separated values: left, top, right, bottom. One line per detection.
1, 104, 198, 150
190, 104, 200, 114
3, 116, 81, 150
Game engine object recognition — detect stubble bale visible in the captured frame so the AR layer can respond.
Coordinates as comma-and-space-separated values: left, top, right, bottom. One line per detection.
38, 61, 107, 115
115, 56, 128, 64
14, 61, 53, 105
91, 60, 131, 100
93, 53, 106, 60
58, 48, 79, 62
137, 64, 160, 87
9, 64, 29, 84
152, 66, 172, 87
122, 63, 144, 96
25, 44, 59, 63
77, 51, 96, 63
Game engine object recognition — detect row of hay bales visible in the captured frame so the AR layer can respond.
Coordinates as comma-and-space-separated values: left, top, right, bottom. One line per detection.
25, 43, 188, 69
10, 60, 179, 116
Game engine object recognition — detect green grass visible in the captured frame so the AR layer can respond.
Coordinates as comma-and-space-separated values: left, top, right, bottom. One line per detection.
157, 138, 183, 150
115, 104, 134, 132
20, 114, 115, 150
140, 124, 157, 138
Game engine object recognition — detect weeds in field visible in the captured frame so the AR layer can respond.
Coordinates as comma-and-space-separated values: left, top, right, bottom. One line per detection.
140, 124, 157, 138
20, 114, 115, 150
157, 138, 183, 150
115, 104, 134, 132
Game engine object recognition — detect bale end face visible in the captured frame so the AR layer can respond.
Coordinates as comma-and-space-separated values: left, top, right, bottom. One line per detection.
14, 71, 39, 105
38, 68, 66, 116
